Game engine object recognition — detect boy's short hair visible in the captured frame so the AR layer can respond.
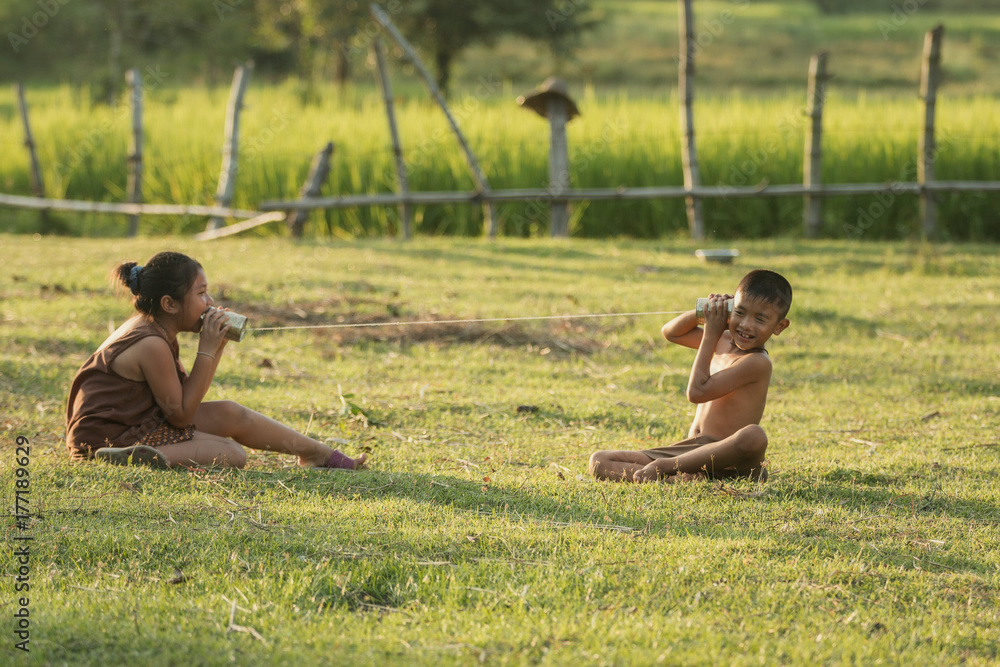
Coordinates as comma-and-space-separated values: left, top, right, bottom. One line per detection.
736, 270, 792, 319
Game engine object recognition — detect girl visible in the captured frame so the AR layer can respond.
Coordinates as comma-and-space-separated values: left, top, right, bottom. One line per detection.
66, 251, 367, 471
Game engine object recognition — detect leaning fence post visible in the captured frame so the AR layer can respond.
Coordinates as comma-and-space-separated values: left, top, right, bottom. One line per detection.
518, 78, 580, 238
372, 37, 412, 240
14, 82, 48, 230
207, 61, 253, 232
678, 0, 705, 240
919, 24, 944, 238
15, 83, 45, 200
126, 68, 144, 237
286, 142, 334, 238
370, 3, 497, 237
803, 52, 830, 239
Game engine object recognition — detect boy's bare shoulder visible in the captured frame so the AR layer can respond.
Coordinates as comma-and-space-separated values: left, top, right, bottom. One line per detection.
732, 348, 773, 380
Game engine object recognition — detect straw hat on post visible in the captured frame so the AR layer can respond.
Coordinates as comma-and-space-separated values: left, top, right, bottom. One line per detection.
516, 77, 580, 120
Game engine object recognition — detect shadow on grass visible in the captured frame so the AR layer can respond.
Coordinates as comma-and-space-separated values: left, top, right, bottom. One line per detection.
793, 306, 874, 332
800, 467, 1000, 519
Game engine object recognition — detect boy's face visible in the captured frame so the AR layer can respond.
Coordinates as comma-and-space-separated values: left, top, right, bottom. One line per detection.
729, 292, 789, 350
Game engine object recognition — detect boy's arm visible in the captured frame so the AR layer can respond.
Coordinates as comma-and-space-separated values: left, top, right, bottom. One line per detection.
686, 350, 771, 403
685, 293, 768, 403
661, 310, 702, 349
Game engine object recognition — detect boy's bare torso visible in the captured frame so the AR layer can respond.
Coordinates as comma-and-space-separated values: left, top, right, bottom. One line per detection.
688, 331, 772, 440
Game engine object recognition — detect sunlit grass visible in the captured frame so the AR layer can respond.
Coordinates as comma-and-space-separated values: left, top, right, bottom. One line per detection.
1, 235, 998, 664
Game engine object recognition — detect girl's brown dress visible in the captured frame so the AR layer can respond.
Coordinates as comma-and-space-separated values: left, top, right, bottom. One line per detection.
66, 319, 194, 461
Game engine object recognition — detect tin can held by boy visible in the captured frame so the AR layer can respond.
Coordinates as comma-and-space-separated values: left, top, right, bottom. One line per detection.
695, 297, 733, 324
201, 309, 249, 342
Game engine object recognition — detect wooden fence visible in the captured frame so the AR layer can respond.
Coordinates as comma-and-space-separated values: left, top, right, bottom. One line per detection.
3, 1, 998, 241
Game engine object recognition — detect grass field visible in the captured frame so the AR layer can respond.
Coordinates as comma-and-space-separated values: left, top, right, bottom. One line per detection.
1, 235, 999, 664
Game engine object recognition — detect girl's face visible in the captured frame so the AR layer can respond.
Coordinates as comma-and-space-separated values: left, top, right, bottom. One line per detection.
180, 269, 214, 331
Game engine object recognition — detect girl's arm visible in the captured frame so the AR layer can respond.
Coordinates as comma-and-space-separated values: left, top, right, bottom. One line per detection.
138, 310, 230, 427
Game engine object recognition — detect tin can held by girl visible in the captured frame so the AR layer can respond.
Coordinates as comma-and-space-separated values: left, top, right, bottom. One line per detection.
202, 309, 249, 342
695, 298, 733, 324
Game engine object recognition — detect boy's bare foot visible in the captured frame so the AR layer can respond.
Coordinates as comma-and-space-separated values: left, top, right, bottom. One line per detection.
633, 460, 674, 483
632, 467, 662, 483
664, 471, 707, 484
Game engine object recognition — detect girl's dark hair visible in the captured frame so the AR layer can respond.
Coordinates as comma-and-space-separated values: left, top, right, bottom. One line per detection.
113, 251, 203, 316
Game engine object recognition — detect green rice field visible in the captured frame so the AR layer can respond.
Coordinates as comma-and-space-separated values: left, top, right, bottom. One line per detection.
1, 82, 998, 240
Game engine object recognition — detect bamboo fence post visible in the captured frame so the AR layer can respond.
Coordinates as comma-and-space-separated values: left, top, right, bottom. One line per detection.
547, 96, 571, 237
208, 61, 253, 232
372, 37, 412, 239
125, 68, 143, 237
678, 0, 705, 240
286, 142, 334, 238
370, 3, 497, 237
14, 82, 49, 230
517, 78, 580, 238
803, 52, 830, 238
15, 83, 45, 200
919, 24, 944, 238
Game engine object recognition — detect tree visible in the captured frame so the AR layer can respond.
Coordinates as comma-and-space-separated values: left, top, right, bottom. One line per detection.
0, 0, 255, 92
251, 0, 370, 86
395, 0, 595, 96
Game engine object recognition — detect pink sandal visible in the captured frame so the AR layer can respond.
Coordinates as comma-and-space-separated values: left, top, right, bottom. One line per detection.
312, 449, 362, 471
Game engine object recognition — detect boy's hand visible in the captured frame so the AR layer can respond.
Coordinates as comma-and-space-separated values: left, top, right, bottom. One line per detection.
701, 293, 732, 337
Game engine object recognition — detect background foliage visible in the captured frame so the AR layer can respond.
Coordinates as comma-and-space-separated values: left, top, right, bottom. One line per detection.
1, 0, 998, 240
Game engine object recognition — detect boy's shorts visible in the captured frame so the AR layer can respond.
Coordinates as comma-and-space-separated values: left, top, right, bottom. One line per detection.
641, 439, 768, 481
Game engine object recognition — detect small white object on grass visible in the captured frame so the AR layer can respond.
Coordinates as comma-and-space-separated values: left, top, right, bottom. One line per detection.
695, 249, 740, 264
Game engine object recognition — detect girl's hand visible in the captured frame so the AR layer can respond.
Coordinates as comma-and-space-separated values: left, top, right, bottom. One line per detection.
198, 307, 230, 356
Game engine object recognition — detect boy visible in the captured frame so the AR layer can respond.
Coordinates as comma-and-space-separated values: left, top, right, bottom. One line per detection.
589, 269, 791, 483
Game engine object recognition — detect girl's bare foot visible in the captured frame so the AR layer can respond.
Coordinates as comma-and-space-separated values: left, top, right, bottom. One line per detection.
305, 450, 367, 470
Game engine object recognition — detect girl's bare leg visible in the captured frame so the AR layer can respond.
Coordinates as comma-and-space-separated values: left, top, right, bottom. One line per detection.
193, 400, 367, 468
633, 425, 767, 483
589, 450, 656, 482
157, 432, 247, 468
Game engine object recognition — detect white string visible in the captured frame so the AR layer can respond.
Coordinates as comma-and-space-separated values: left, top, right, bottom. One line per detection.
249, 310, 688, 333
